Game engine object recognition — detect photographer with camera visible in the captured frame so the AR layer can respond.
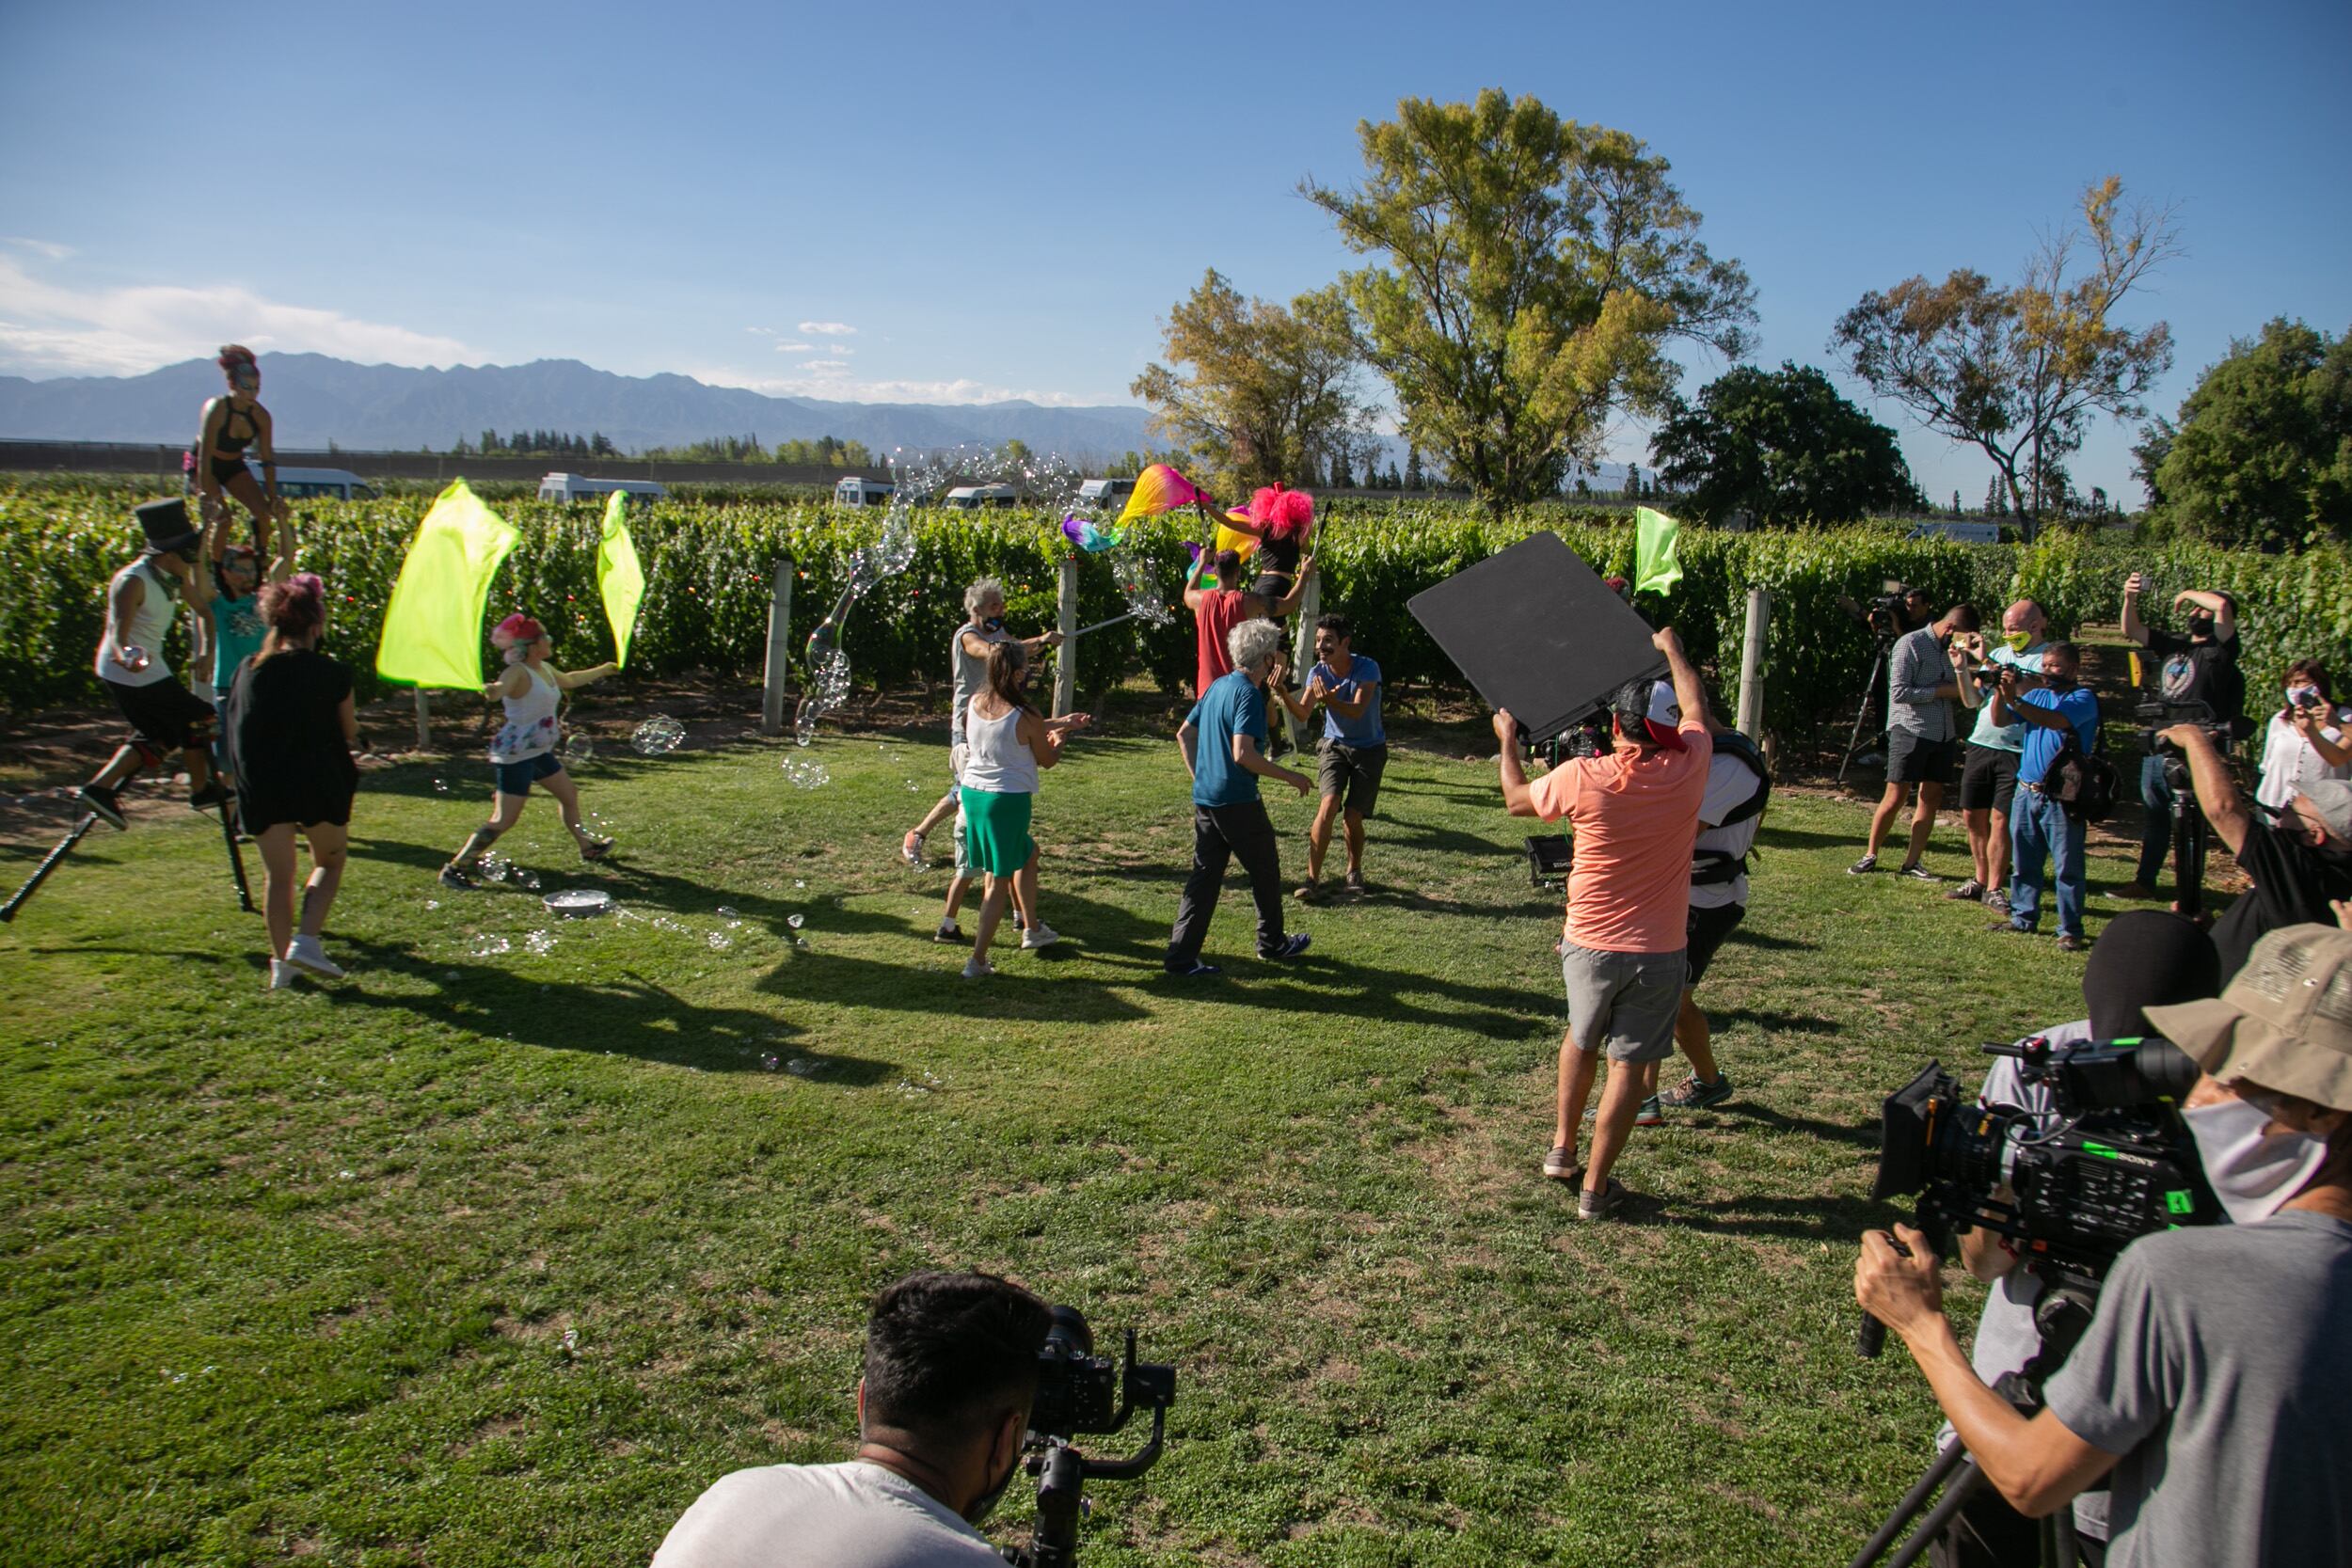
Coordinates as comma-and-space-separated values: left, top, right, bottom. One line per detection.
1989, 641, 2101, 951
1948, 600, 2052, 911
1853, 604, 1981, 879
1923, 911, 2219, 1565
2117, 577, 2245, 902
2153, 720, 2352, 980
1855, 922, 2352, 1568
653, 1270, 1053, 1566
2253, 659, 2351, 812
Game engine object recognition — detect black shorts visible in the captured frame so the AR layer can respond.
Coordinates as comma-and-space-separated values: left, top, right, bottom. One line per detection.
1315, 741, 1387, 816
1250, 573, 1294, 606
106, 677, 215, 751
1959, 743, 2020, 814
209, 454, 252, 487
1886, 729, 1957, 785
1685, 900, 1745, 987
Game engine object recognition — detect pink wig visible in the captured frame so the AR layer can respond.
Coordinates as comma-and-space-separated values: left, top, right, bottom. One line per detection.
493, 612, 548, 662
1248, 484, 1315, 542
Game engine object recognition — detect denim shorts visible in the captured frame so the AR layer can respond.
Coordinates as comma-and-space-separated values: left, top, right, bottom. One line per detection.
494, 752, 564, 796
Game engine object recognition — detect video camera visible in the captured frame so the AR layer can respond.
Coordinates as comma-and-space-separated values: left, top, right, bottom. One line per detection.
2137, 698, 2229, 759
1867, 1035, 2219, 1327
1839, 579, 1916, 641
1009, 1307, 1177, 1568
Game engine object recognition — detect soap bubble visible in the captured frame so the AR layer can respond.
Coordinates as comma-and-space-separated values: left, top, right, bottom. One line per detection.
631, 715, 686, 755
780, 757, 829, 789
424, 899, 439, 911
525, 929, 559, 955
761, 1053, 780, 1071
787, 913, 805, 930
794, 879, 805, 889
431, 777, 451, 795
560, 733, 596, 767
716, 906, 738, 918
707, 931, 732, 951
469, 935, 511, 957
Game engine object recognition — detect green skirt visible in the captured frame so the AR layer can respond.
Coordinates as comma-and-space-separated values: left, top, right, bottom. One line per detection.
959, 786, 1037, 876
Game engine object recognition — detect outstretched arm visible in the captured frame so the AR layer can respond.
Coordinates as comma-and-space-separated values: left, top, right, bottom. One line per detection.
551, 662, 619, 691
1272, 556, 1315, 617
2120, 572, 2150, 646
2159, 722, 2251, 856
1493, 710, 1539, 817
1655, 627, 1706, 729
2174, 589, 2235, 641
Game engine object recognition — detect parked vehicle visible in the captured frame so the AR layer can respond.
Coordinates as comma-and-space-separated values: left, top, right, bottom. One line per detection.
834, 476, 896, 507
246, 464, 375, 500
538, 473, 668, 503
941, 483, 1020, 511
1077, 477, 1135, 509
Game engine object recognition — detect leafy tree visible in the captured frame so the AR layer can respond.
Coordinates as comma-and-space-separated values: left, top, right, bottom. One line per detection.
1624, 462, 1643, 499
1648, 362, 1921, 528
2152, 318, 2352, 549
1983, 473, 2010, 517
1304, 90, 1755, 515
1131, 269, 1377, 496
1951, 489, 1963, 517
1831, 176, 2178, 534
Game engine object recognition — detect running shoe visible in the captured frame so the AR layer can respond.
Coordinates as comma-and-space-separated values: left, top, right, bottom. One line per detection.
437, 863, 480, 891
77, 784, 127, 831
283, 935, 346, 979
1263, 932, 1311, 960
1897, 863, 1938, 881
267, 958, 298, 990
1020, 924, 1060, 950
579, 836, 613, 862
1848, 854, 1879, 875
1945, 879, 1984, 901
1168, 959, 1223, 979
932, 921, 969, 945
1576, 1178, 1630, 1222
1632, 1096, 1665, 1128
188, 780, 231, 811
1658, 1072, 1734, 1111
960, 958, 994, 980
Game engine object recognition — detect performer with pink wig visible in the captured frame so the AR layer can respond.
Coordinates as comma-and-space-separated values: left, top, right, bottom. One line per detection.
1218, 484, 1318, 607
438, 612, 618, 890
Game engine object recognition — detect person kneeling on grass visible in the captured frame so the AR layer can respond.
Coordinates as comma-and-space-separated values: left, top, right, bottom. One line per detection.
1268, 612, 1386, 901
225, 574, 358, 990
1496, 627, 1711, 1222
439, 613, 617, 890
959, 641, 1079, 980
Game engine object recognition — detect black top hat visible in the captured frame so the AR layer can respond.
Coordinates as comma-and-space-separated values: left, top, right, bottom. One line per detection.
135, 498, 200, 557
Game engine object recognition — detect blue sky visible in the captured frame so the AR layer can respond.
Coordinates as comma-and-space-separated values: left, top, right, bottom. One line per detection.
4, 0, 2346, 501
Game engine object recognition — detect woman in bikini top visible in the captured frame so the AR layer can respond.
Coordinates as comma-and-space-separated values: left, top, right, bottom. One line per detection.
196, 344, 290, 559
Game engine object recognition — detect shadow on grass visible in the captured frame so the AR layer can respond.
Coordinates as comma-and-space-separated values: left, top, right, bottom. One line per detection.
1665, 1191, 1886, 1243
1717, 1006, 1838, 1034
316, 933, 897, 1083
1715, 1100, 1881, 1150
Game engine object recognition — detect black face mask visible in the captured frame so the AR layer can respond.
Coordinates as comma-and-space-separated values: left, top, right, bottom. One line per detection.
962, 1435, 1023, 1526
981, 616, 1006, 633
2187, 614, 2216, 640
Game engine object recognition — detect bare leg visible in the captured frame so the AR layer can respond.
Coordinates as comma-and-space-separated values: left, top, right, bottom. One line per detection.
1864, 783, 1907, 858
912, 789, 957, 840
1963, 807, 1992, 885
539, 768, 598, 847
972, 874, 1009, 963
1584, 1060, 1652, 1195
1343, 808, 1367, 879
1304, 796, 1340, 882
220, 469, 280, 557
181, 744, 215, 791
1900, 782, 1945, 868
88, 745, 144, 790
258, 824, 300, 958
1987, 807, 2010, 894
297, 822, 347, 938
940, 872, 975, 926
1010, 850, 1041, 932
451, 791, 529, 868
1554, 1034, 1601, 1155
1675, 990, 1719, 1081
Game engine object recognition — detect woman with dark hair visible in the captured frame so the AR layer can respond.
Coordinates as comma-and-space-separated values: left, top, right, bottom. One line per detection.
438, 613, 617, 888
956, 641, 1073, 978
2256, 658, 2352, 813
226, 573, 358, 989
195, 344, 290, 560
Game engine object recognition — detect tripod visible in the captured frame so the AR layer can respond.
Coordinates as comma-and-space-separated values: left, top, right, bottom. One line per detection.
1849, 1287, 2097, 1568
1838, 634, 1897, 787
2164, 759, 2211, 917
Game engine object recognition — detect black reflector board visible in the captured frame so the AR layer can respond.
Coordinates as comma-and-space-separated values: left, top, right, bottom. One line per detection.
1406, 531, 1667, 745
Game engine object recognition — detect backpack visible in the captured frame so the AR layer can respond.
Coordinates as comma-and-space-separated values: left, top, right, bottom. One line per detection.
2049, 729, 2119, 823
1692, 731, 1772, 885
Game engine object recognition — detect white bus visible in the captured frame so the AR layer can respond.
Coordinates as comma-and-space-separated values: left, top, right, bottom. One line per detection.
834, 476, 896, 507
942, 483, 1020, 511
244, 464, 375, 500
538, 473, 668, 503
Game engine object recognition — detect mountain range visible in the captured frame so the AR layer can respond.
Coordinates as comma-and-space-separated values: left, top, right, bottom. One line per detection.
0, 354, 1164, 459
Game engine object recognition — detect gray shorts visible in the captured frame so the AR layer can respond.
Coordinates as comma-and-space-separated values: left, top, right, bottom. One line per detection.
1561, 942, 1687, 1064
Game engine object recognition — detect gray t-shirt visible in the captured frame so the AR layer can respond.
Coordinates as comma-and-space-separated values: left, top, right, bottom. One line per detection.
1888, 625, 1957, 741
651, 1460, 1005, 1568
2042, 1211, 2352, 1568
949, 623, 1011, 747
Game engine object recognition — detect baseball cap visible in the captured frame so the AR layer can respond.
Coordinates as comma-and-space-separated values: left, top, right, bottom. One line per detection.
2144, 923, 2352, 1112
1611, 677, 1687, 751
2299, 779, 2352, 842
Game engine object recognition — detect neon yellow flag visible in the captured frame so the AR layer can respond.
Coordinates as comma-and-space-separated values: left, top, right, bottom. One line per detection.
375, 479, 517, 688
1634, 506, 1683, 594
597, 490, 646, 668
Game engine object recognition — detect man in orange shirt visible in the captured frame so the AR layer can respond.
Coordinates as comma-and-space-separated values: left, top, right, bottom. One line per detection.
1496, 626, 1713, 1220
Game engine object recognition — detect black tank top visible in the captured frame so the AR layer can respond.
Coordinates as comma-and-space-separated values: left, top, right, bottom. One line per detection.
215, 400, 259, 455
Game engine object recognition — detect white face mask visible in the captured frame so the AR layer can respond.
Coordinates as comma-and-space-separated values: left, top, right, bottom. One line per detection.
2184, 1095, 2328, 1224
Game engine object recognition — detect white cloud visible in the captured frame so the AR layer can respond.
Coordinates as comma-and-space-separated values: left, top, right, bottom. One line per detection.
771, 341, 816, 353
799, 359, 853, 373
691, 362, 1094, 406
5, 238, 74, 261
0, 255, 481, 377
798, 320, 857, 337
743, 325, 774, 336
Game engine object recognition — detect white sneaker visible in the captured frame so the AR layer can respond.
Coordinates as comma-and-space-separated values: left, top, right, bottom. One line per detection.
268, 958, 298, 990
284, 935, 346, 979
961, 958, 994, 980
1020, 924, 1060, 950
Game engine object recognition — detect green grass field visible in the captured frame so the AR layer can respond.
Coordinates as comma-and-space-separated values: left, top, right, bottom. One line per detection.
0, 724, 2142, 1567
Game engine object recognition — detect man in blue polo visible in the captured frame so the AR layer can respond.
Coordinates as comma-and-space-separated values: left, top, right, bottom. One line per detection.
1990, 641, 2100, 951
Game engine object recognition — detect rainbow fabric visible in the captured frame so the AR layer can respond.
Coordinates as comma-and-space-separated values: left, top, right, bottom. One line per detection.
1112, 463, 1201, 529
1059, 515, 1122, 553
1213, 504, 1260, 562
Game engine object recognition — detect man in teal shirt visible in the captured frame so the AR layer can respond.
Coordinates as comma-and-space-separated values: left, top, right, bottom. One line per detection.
1952, 599, 2049, 911
1167, 618, 1313, 977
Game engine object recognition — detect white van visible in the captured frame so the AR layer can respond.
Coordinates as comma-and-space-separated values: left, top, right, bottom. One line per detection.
1908, 520, 2001, 545
1077, 477, 1135, 508
246, 464, 375, 500
942, 483, 1020, 511
538, 473, 668, 503
834, 476, 896, 507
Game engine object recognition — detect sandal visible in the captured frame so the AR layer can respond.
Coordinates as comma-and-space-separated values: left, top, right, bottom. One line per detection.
579, 836, 613, 862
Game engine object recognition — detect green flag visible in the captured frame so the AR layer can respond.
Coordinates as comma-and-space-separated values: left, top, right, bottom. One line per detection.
597, 490, 646, 668
375, 479, 517, 689
1634, 506, 1683, 594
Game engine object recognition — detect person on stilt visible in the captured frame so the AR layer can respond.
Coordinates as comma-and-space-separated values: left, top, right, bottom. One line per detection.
194, 345, 290, 560
438, 614, 617, 889
74, 499, 232, 830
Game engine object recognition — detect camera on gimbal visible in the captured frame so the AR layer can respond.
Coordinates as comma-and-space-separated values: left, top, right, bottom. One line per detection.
2137, 699, 2230, 761
1868, 1034, 2220, 1306
1007, 1307, 1177, 1568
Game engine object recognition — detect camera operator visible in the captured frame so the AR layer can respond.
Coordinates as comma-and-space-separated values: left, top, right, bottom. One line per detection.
1928, 911, 2219, 1566
2154, 721, 2352, 979
653, 1271, 1053, 1567
1856, 923, 2352, 1568
1853, 603, 1981, 879
2118, 576, 2246, 901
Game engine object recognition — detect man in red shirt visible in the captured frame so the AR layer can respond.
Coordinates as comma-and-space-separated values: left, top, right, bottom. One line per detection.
1496, 627, 1713, 1220
1183, 546, 1313, 698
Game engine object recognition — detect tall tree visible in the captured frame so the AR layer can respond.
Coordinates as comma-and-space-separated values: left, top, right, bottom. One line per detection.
1304, 91, 1755, 515
1403, 444, 1424, 491
1649, 362, 1922, 528
2152, 318, 2352, 548
1131, 270, 1377, 496
1831, 176, 2178, 535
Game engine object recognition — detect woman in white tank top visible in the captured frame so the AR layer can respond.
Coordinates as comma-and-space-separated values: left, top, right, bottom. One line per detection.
439, 612, 620, 889
958, 641, 1076, 978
